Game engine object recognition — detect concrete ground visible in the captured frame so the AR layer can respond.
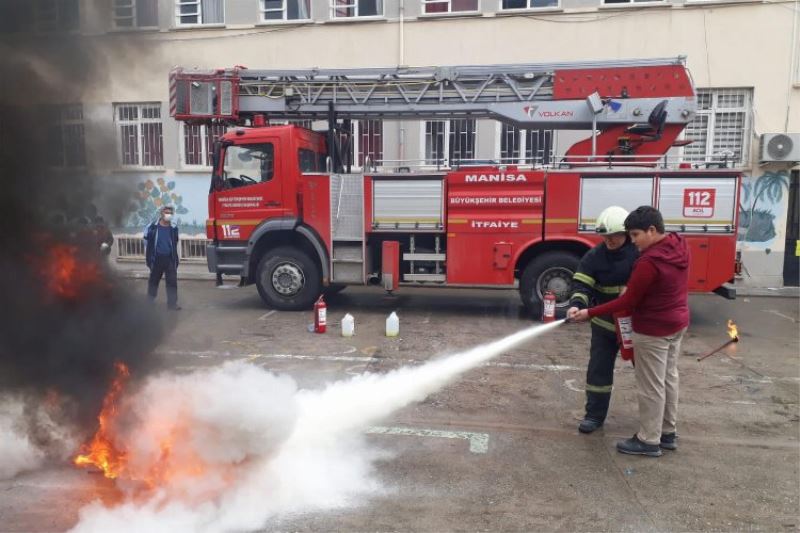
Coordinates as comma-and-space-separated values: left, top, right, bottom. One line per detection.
1, 281, 798, 532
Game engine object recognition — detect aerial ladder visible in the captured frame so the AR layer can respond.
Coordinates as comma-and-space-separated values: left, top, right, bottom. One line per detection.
170, 56, 697, 169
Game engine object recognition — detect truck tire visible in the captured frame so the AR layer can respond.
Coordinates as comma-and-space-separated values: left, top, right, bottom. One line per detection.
255, 246, 322, 311
519, 251, 581, 319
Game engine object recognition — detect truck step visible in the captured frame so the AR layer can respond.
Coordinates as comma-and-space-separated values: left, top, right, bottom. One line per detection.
332, 244, 364, 261
402, 253, 446, 261
332, 262, 364, 283
403, 273, 446, 282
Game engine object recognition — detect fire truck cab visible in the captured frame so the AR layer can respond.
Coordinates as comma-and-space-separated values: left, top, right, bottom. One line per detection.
172, 57, 740, 314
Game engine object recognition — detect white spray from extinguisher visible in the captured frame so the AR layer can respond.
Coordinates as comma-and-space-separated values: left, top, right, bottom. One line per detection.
71, 320, 569, 532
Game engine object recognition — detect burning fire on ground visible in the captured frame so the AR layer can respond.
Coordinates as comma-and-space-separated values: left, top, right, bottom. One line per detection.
72, 363, 210, 490
697, 319, 740, 361
73, 362, 130, 479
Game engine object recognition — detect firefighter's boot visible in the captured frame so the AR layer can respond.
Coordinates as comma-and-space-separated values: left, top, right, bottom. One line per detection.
579, 391, 611, 433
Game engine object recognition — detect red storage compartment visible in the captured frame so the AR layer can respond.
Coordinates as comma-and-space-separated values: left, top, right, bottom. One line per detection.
382, 241, 400, 291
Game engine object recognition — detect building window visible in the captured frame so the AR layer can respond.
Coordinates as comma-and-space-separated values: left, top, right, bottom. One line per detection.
683, 88, 753, 166
175, 0, 224, 25
35, 0, 79, 31
47, 104, 85, 168
357, 120, 382, 167
261, 0, 311, 20
331, 0, 383, 18
500, 0, 557, 9
328, 120, 382, 169
425, 119, 476, 166
499, 124, 554, 165
0, 0, 79, 33
114, 0, 158, 28
182, 123, 228, 167
423, 0, 478, 14
115, 103, 164, 168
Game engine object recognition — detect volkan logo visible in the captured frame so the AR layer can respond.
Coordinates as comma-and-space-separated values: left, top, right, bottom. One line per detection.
523, 105, 539, 118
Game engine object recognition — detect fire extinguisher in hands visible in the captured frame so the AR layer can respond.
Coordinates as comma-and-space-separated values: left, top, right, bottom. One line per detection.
614, 310, 634, 362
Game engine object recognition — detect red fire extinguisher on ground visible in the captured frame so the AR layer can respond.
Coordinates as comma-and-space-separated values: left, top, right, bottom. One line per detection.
314, 295, 327, 333
614, 310, 634, 363
542, 290, 556, 323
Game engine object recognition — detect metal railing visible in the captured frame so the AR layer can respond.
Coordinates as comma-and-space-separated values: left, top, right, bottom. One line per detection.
115, 235, 209, 263
363, 153, 742, 173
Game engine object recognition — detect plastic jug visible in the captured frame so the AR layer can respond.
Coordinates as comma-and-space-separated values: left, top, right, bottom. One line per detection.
386, 311, 399, 337
341, 313, 355, 337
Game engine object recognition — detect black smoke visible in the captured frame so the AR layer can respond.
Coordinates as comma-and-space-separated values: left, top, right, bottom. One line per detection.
0, 4, 167, 437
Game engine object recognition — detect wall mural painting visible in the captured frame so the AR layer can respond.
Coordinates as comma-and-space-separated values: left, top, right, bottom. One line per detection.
124, 177, 207, 235
738, 171, 790, 250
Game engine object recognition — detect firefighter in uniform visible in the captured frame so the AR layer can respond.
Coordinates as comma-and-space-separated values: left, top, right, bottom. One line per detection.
568, 206, 638, 433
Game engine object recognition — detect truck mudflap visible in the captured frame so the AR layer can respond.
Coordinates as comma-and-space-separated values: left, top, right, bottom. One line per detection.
207, 243, 218, 273
713, 283, 736, 300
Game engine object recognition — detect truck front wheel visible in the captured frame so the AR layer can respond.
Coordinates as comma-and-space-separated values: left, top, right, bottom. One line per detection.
255, 246, 322, 310
519, 251, 580, 319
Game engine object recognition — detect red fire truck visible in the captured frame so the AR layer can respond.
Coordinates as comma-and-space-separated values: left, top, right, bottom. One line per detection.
170, 57, 740, 314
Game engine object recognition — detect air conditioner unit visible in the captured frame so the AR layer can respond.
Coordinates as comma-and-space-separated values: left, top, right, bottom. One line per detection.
759, 133, 800, 163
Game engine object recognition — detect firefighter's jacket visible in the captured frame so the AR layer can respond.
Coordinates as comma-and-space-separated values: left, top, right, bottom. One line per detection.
569, 241, 639, 334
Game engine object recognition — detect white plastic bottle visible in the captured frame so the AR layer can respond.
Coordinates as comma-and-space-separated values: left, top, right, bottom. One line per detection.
341, 313, 355, 337
386, 311, 399, 337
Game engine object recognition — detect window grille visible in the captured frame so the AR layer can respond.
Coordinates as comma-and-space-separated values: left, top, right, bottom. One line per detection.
683, 88, 753, 166
499, 123, 553, 165
425, 120, 476, 166
115, 103, 164, 167
48, 104, 86, 168
182, 122, 227, 167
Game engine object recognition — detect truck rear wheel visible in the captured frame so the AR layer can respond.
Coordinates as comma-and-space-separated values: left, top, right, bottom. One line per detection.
519, 251, 580, 319
256, 246, 322, 311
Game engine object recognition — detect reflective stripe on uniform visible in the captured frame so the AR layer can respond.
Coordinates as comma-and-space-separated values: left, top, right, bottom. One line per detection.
595, 284, 625, 295
585, 383, 613, 393
571, 292, 589, 305
572, 272, 596, 288
591, 316, 616, 333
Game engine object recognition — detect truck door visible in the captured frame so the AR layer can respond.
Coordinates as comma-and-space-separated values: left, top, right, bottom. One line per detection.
214, 140, 284, 242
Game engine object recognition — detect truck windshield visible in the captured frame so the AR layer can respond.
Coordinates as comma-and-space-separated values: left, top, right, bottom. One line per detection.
223, 143, 274, 186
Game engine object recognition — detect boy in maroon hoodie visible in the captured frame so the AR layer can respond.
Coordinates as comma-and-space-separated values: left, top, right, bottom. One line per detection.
569, 206, 690, 457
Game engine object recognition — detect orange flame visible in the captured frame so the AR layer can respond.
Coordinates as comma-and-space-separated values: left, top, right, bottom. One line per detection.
73, 363, 209, 490
38, 242, 106, 300
726, 319, 739, 340
74, 362, 130, 479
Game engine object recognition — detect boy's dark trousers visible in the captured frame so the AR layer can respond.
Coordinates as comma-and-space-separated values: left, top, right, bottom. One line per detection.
148, 254, 178, 308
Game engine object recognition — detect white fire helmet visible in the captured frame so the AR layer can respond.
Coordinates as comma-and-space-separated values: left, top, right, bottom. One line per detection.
595, 206, 629, 235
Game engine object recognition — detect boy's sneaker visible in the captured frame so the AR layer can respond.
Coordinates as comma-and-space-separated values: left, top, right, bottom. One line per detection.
660, 432, 678, 451
616, 435, 662, 457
